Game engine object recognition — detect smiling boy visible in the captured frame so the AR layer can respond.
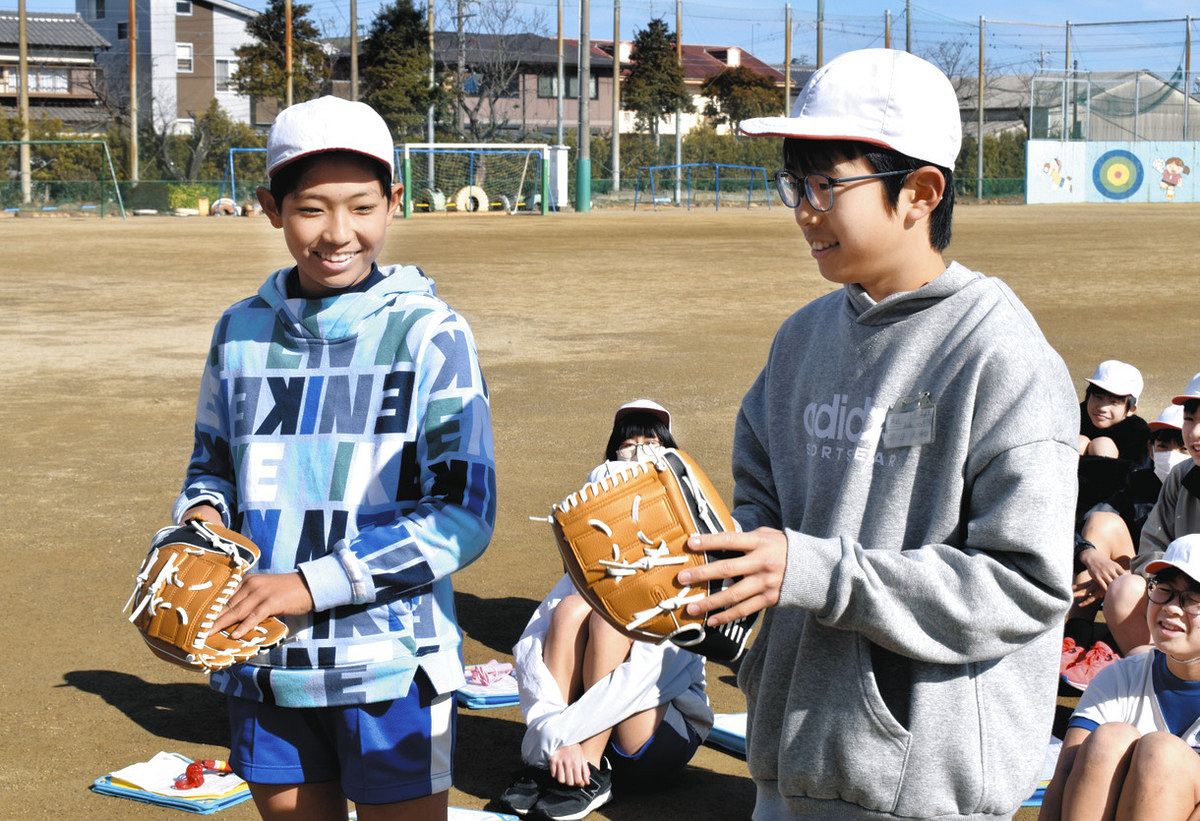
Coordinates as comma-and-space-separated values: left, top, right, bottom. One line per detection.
678, 49, 1079, 818
174, 96, 496, 820
1041, 534, 1200, 821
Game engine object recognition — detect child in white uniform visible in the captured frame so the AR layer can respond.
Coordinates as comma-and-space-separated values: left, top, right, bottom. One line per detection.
499, 400, 713, 820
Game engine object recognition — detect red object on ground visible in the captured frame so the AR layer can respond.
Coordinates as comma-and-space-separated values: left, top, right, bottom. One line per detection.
1063, 641, 1119, 690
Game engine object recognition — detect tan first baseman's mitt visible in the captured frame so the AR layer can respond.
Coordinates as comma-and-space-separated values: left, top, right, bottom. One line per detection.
550, 448, 756, 662
126, 519, 288, 673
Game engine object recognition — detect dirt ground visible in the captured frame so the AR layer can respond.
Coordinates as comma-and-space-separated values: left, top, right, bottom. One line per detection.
3, 203, 1198, 820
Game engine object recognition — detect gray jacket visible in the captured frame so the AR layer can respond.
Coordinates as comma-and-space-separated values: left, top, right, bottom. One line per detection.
733, 263, 1078, 819
1132, 461, 1200, 574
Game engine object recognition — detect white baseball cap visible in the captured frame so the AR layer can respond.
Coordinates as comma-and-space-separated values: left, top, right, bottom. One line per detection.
614, 399, 671, 432
1150, 404, 1185, 432
266, 95, 394, 180
1173, 372, 1200, 405
738, 48, 962, 169
1145, 534, 1200, 583
1086, 360, 1143, 404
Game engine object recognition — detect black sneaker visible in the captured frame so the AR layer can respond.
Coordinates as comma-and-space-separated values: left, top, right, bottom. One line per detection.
499, 766, 550, 816
531, 757, 613, 820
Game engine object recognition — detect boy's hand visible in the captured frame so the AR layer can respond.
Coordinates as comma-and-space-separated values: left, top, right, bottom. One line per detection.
183, 503, 223, 525
548, 743, 591, 787
678, 528, 788, 625
1080, 550, 1126, 592
211, 572, 314, 639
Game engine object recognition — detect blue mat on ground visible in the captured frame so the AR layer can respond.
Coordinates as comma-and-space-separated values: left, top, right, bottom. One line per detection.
91, 752, 250, 815
704, 712, 746, 758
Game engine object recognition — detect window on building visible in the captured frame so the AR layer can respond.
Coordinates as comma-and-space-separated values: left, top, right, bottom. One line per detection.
215, 59, 236, 92
176, 0, 192, 15
537, 74, 556, 98
29, 67, 71, 93
536, 73, 597, 100
93, 0, 105, 19
176, 43, 194, 73
566, 74, 599, 100
117, 22, 127, 39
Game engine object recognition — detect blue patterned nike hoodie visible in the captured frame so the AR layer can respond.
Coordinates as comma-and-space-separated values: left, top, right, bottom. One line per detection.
174, 264, 496, 708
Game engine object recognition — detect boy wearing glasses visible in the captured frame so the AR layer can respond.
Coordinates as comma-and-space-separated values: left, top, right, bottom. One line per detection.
678, 49, 1079, 818
1040, 534, 1200, 821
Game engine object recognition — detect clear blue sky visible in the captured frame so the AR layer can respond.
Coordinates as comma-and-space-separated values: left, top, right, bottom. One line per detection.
12, 0, 1199, 73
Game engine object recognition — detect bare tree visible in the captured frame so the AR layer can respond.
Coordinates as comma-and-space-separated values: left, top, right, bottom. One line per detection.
441, 0, 546, 141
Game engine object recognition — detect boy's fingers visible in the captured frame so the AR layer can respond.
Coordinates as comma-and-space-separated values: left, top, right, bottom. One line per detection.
676, 556, 747, 587
686, 531, 761, 553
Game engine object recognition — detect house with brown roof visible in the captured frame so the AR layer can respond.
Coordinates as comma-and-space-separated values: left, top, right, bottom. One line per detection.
0, 11, 110, 131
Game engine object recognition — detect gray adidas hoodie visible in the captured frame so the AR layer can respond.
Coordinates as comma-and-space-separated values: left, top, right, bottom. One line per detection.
733, 262, 1078, 819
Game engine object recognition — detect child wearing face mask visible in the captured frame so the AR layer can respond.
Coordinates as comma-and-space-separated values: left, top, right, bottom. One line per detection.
1041, 534, 1200, 821
1065, 406, 1189, 682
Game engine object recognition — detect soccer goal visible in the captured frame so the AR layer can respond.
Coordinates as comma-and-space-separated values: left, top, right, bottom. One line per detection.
401, 143, 553, 217
0, 139, 126, 217
219, 147, 267, 213
633, 163, 772, 211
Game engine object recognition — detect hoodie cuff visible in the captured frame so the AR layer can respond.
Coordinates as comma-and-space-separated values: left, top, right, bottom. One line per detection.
778, 530, 842, 611
298, 541, 377, 611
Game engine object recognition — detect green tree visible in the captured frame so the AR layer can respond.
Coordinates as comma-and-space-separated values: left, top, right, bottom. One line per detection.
146, 98, 265, 182
701, 66, 783, 127
232, 0, 330, 105
623, 18, 692, 145
360, 0, 442, 139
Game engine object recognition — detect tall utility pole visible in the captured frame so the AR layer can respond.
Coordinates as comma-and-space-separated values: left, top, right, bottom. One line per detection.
976, 16, 984, 200
427, 1, 435, 181
783, 4, 792, 114
128, 0, 138, 182
905, 0, 912, 53
575, 0, 591, 211
555, 0, 564, 145
674, 0, 682, 205
457, 0, 467, 134
284, 0, 294, 106
1186, 16, 1192, 140
884, 9, 891, 49
350, 0, 358, 100
1063, 21, 1071, 140
611, 0, 620, 193
17, 0, 30, 204
815, 0, 823, 67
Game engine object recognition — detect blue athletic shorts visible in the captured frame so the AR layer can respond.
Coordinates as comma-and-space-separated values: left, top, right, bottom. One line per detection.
605, 704, 701, 790
225, 671, 455, 804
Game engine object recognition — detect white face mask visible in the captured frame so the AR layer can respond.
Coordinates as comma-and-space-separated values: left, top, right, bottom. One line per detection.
1154, 449, 1190, 482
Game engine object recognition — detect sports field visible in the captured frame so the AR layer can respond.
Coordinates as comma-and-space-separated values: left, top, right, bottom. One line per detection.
3, 203, 1198, 819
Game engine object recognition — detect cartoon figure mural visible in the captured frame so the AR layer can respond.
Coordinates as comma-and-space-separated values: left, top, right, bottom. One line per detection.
1042, 158, 1073, 193
1152, 156, 1191, 200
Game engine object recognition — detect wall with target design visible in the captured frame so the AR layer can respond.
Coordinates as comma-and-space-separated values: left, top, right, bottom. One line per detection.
1027, 140, 1199, 204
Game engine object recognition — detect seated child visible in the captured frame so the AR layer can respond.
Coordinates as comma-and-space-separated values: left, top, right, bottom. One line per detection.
1068, 406, 1187, 642
1041, 534, 1200, 821
499, 400, 713, 820
1104, 373, 1200, 655
1077, 360, 1150, 461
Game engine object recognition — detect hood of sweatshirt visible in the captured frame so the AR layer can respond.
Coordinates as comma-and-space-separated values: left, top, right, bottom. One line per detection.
844, 261, 982, 326
258, 263, 436, 341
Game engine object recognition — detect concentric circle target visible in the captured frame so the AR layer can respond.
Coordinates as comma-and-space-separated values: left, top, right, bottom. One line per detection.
1092, 150, 1144, 200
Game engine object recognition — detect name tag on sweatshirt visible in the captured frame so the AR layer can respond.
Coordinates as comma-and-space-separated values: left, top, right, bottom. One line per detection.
882, 393, 936, 449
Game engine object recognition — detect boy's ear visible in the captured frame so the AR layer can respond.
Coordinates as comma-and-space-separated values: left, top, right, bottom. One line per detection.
257, 186, 284, 228
385, 182, 403, 223
903, 166, 946, 225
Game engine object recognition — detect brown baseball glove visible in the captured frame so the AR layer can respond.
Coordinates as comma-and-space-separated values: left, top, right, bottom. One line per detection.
126, 519, 288, 673
550, 448, 756, 662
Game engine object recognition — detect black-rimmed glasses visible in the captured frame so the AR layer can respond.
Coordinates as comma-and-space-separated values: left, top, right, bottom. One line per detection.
1147, 580, 1200, 615
773, 168, 916, 212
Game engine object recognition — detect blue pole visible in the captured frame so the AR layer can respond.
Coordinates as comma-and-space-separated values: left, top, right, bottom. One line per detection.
715, 164, 721, 211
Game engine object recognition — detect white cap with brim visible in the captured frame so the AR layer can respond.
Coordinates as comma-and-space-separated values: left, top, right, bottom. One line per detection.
1145, 534, 1200, 583
614, 399, 671, 432
1173, 372, 1200, 405
1150, 404, 1185, 432
738, 48, 962, 169
267, 95, 395, 180
1086, 359, 1143, 404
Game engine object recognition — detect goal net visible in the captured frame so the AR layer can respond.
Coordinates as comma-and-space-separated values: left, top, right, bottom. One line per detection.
633, 163, 772, 211
401, 143, 552, 216
0, 139, 125, 217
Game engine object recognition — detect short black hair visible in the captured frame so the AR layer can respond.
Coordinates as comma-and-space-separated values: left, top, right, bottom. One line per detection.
1085, 383, 1137, 412
1151, 567, 1200, 593
1185, 399, 1200, 416
1152, 428, 1185, 450
269, 150, 392, 205
782, 138, 955, 251
604, 412, 678, 461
